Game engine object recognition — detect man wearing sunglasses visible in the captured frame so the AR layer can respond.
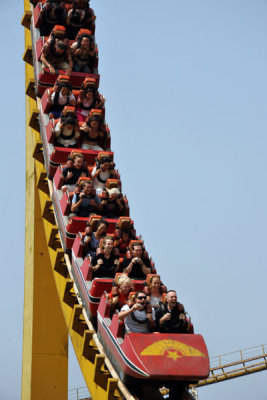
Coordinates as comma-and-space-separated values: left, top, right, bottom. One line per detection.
118, 291, 156, 333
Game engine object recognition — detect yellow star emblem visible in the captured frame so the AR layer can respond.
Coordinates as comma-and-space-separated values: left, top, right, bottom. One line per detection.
166, 350, 181, 361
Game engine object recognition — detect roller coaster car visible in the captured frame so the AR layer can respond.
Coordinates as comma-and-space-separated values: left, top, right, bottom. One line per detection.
39, 116, 111, 177
52, 182, 129, 250
31, 23, 100, 96
97, 294, 210, 383
52, 179, 118, 250
41, 76, 104, 117
71, 237, 145, 320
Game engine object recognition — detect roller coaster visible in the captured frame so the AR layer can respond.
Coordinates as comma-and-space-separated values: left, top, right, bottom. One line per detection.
21, 1, 267, 399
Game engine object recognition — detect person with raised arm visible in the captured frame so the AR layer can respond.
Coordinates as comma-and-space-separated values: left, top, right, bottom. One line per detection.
118, 291, 156, 333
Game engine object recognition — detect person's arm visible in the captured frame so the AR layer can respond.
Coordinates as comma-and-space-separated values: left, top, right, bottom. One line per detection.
114, 258, 120, 273
91, 195, 102, 211
147, 308, 156, 331
54, 121, 64, 136
69, 93, 76, 107
91, 167, 101, 181
116, 197, 124, 211
71, 193, 84, 213
91, 257, 103, 272
158, 312, 171, 327
80, 123, 89, 133
118, 304, 140, 320
122, 258, 134, 274
63, 169, 73, 183
40, 52, 55, 74
66, 48, 73, 76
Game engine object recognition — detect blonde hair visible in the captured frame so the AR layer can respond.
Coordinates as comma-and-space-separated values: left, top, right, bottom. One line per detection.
117, 274, 132, 287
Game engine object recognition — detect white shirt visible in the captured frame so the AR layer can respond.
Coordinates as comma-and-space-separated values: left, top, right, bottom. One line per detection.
51, 91, 75, 106
120, 304, 155, 333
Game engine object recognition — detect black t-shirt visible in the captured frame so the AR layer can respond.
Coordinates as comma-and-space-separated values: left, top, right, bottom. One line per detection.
155, 303, 187, 333
91, 253, 119, 279
121, 257, 152, 280
63, 166, 89, 185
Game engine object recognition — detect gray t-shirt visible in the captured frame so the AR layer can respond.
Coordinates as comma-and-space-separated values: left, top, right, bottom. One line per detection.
121, 304, 155, 333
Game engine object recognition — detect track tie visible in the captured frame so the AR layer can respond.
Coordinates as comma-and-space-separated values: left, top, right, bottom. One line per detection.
42, 199, 56, 225
26, 79, 36, 100
106, 378, 122, 400
21, 11, 31, 30
23, 46, 33, 66
29, 109, 40, 132
82, 330, 99, 363
48, 226, 61, 250
63, 280, 79, 309
53, 250, 68, 277
71, 305, 87, 336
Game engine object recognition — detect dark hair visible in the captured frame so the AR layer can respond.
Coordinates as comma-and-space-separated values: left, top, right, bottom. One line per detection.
96, 219, 109, 229
57, 40, 67, 50
58, 81, 72, 91
77, 34, 92, 48
167, 290, 177, 295
54, 5, 64, 17
63, 116, 76, 126
135, 291, 146, 299
100, 156, 111, 164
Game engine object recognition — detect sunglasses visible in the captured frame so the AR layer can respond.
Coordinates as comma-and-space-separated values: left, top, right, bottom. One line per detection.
137, 296, 147, 300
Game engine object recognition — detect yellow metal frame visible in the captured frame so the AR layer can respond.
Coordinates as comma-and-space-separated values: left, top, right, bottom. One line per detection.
21, 2, 134, 399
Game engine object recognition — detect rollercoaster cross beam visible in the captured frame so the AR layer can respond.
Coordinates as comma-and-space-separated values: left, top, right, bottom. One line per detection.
197, 344, 267, 387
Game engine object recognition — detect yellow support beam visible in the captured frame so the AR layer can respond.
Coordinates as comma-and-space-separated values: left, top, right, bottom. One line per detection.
21, 1, 135, 399
21, 2, 69, 398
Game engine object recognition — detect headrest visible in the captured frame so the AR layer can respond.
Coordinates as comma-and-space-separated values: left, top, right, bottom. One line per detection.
118, 217, 132, 231
62, 106, 76, 117
105, 179, 119, 190
52, 25, 66, 36
83, 77, 97, 90
96, 151, 113, 161
56, 75, 71, 85
88, 214, 102, 229
77, 177, 91, 186
69, 150, 83, 160
89, 109, 103, 120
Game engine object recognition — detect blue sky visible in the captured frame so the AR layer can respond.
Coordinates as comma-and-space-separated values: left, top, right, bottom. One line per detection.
0, 1, 266, 399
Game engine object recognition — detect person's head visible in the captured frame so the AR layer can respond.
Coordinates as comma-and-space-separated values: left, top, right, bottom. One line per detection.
82, 180, 93, 194
150, 275, 161, 291
132, 244, 143, 258
134, 291, 147, 309
107, 187, 120, 201
102, 236, 114, 253
100, 156, 112, 171
86, 88, 94, 100
59, 82, 72, 96
73, 155, 84, 169
63, 116, 76, 128
55, 40, 67, 54
90, 118, 99, 130
117, 275, 132, 295
121, 231, 130, 243
96, 219, 108, 236
53, 5, 64, 18
166, 290, 177, 310
80, 35, 91, 49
